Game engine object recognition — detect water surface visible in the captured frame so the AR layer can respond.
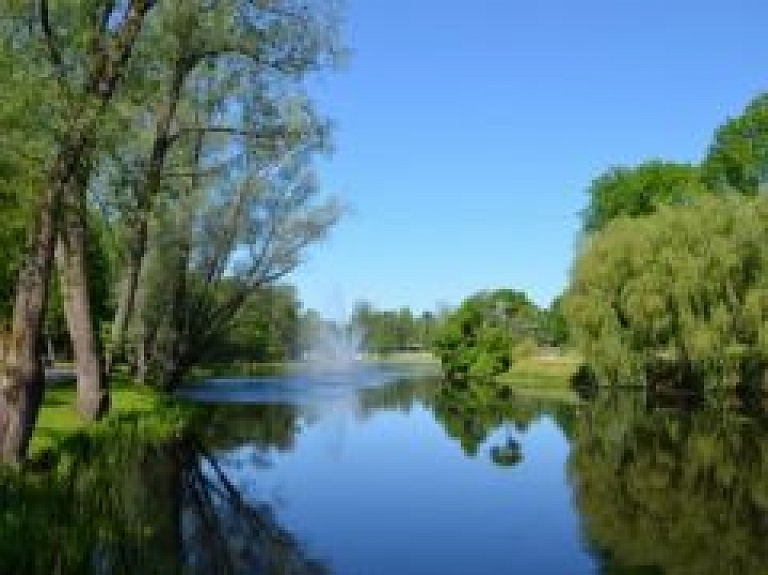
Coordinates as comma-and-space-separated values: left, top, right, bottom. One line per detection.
191, 366, 768, 574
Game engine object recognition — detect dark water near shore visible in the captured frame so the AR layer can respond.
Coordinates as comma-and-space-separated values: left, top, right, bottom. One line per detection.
5, 363, 768, 573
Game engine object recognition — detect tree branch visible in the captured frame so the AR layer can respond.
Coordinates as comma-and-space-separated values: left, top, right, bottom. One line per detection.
39, 0, 68, 92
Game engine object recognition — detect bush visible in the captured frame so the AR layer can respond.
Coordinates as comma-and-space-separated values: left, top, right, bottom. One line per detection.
433, 289, 538, 381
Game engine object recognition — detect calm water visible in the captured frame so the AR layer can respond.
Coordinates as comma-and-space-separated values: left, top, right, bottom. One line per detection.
6, 364, 768, 573
201, 386, 591, 573
182, 364, 768, 574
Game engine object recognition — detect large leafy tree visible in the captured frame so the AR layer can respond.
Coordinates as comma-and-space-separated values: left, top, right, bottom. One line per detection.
0, 0, 344, 463
350, 302, 433, 354
565, 195, 768, 389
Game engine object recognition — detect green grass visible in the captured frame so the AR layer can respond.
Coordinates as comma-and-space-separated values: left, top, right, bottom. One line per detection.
31, 375, 193, 456
364, 351, 439, 363
496, 351, 582, 390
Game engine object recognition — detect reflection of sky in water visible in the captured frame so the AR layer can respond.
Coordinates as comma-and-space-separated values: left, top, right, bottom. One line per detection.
179, 364, 400, 406
203, 390, 596, 574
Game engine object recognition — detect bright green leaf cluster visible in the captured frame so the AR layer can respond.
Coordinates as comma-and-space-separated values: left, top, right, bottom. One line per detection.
433, 289, 539, 381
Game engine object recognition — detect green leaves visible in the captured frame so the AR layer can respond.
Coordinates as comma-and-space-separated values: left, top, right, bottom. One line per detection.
582, 161, 708, 233
433, 289, 539, 382
703, 93, 768, 195
566, 195, 768, 387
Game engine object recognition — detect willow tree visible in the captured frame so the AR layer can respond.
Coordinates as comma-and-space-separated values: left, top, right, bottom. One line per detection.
565, 195, 768, 390
96, 0, 343, 375
0, 0, 344, 464
132, 139, 341, 389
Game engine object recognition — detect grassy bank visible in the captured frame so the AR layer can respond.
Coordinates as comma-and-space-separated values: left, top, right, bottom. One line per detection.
31, 375, 194, 457
497, 351, 582, 387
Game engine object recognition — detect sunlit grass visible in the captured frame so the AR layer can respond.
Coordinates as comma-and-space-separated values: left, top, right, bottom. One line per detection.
497, 350, 582, 390
31, 375, 193, 456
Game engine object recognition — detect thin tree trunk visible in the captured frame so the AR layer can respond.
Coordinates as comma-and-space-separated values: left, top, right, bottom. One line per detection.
45, 335, 55, 367
0, 186, 59, 465
56, 193, 108, 419
105, 234, 146, 374
106, 60, 188, 375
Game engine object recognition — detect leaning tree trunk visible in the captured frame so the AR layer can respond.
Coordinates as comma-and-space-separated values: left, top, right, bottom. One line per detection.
57, 191, 108, 420
0, 186, 59, 465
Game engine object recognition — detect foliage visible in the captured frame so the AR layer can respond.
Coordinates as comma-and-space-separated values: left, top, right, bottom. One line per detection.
538, 294, 570, 347
570, 392, 768, 575
204, 285, 301, 363
581, 161, 708, 233
703, 92, 768, 195
0, 0, 346, 461
565, 195, 768, 388
350, 302, 435, 354
432, 289, 540, 381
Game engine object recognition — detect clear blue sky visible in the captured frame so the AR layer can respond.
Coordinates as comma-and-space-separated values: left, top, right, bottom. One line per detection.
291, 0, 768, 315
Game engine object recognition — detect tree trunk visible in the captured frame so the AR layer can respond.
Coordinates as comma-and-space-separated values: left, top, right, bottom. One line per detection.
57, 192, 108, 421
106, 61, 188, 375
45, 335, 55, 367
0, 187, 59, 465
105, 235, 145, 375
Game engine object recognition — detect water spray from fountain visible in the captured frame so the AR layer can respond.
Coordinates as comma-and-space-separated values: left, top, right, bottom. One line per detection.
302, 315, 366, 372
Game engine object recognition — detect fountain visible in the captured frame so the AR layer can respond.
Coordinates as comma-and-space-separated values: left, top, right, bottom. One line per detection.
179, 312, 400, 405
302, 317, 365, 372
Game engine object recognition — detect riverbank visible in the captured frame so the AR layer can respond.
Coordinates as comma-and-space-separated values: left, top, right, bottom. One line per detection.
495, 351, 583, 403
31, 375, 194, 458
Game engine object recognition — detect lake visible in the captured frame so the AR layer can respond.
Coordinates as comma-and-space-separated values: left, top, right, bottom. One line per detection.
6, 362, 768, 573
179, 363, 768, 574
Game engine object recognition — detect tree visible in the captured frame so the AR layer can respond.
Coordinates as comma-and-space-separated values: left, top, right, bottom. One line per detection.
202, 285, 301, 364
432, 289, 540, 381
565, 195, 768, 389
0, 0, 344, 463
99, 0, 342, 375
582, 161, 708, 233
1, 0, 159, 464
349, 302, 434, 355
702, 92, 768, 195
538, 294, 569, 347
132, 145, 340, 389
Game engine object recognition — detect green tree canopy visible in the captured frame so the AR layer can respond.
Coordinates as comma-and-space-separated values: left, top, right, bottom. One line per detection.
582, 161, 708, 233
703, 92, 768, 195
565, 195, 768, 388
432, 289, 540, 381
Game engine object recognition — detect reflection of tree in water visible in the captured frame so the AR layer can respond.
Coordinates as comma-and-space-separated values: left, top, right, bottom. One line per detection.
429, 379, 577, 464
570, 391, 768, 575
183, 439, 326, 575
357, 375, 440, 415
0, 415, 325, 574
202, 403, 303, 453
